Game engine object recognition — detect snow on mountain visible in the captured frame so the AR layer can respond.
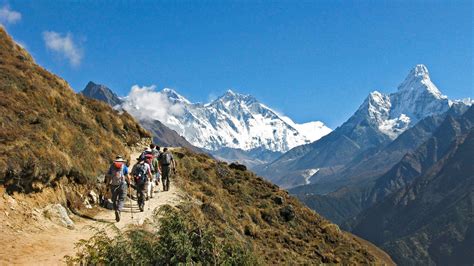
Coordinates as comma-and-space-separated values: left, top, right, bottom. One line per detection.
361, 64, 452, 139
121, 88, 331, 152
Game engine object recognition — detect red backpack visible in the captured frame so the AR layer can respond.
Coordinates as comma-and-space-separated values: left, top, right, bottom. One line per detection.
110, 162, 125, 185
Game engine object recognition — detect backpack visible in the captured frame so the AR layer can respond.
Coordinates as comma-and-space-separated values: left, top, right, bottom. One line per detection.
152, 149, 161, 158
146, 159, 155, 174
110, 162, 125, 186
160, 152, 173, 166
140, 150, 153, 161
133, 163, 148, 184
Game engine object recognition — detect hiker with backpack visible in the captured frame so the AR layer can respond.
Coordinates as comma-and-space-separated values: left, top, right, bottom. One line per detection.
139, 146, 153, 161
149, 150, 161, 196
159, 147, 176, 191
106, 155, 130, 222
150, 143, 161, 158
144, 153, 158, 199
131, 157, 152, 212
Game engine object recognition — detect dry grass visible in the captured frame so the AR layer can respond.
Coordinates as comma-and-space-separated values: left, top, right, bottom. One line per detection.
0, 28, 150, 193
171, 148, 395, 265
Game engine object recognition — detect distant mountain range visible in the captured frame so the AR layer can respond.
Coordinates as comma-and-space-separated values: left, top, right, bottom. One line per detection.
81, 83, 331, 166
258, 65, 471, 189
122, 88, 331, 153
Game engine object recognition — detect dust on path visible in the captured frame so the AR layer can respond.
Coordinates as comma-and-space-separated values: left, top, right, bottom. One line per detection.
0, 152, 182, 265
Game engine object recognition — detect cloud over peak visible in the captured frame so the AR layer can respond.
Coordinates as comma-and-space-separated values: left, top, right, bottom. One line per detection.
42, 31, 83, 66
121, 85, 185, 122
0, 5, 21, 25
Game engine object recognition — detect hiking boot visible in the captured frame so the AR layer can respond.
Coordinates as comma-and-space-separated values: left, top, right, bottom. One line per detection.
115, 210, 121, 222
139, 204, 144, 212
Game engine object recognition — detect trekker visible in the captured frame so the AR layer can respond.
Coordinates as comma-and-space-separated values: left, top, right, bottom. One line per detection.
106, 155, 130, 222
149, 151, 161, 196
144, 153, 157, 199
131, 157, 152, 212
139, 147, 153, 161
150, 143, 161, 158
159, 148, 176, 191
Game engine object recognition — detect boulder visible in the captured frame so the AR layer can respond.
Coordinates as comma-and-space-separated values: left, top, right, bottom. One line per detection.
279, 205, 296, 221
229, 162, 247, 171
88, 191, 98, 204
273, 195, 285, 205
42, 204, 75, 229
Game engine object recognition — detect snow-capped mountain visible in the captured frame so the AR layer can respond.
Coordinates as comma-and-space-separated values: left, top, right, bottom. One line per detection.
362, 64, 451, 139
259, 64, 472, 189
122, 88, 331, 153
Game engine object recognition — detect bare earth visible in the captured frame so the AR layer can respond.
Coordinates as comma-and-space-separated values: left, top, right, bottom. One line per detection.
0, 153, 182, 265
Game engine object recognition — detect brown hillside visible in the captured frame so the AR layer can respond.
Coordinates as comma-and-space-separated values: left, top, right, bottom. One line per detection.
171, 148, 394, 264
0, 27, 149, 193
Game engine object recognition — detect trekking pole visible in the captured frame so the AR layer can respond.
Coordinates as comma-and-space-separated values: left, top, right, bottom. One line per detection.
129, 185, 133, 220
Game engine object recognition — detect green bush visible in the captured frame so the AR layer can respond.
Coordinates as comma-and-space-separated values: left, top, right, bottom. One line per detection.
66, 205, 259, 265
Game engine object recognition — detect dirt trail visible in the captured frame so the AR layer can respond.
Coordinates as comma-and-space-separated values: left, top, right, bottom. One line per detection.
0, 152, 182, 265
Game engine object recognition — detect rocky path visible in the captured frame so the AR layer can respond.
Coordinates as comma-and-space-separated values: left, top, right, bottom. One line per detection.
0, 152, 182, 265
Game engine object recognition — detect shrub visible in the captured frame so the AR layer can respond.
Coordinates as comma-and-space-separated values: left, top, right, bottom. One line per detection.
66, 205, 260, 265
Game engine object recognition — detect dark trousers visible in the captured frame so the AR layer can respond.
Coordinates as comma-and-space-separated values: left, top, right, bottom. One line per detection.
111, 182, 127, 212
162, 165, 171, 191
136, 182, 146, 208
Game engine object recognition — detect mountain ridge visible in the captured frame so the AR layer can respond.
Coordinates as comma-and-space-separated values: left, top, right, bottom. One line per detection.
259, 64, 470, 189
80, 81, 123, 107
121, 87, 332, 153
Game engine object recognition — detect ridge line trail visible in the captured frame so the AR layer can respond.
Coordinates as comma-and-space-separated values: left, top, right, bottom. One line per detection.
0, 152, 182, 265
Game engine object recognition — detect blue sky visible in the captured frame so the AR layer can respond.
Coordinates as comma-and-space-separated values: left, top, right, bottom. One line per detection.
2, 0, 472, 127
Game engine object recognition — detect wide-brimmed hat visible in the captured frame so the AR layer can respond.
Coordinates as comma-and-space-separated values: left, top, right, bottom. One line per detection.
115, 155, 125, 162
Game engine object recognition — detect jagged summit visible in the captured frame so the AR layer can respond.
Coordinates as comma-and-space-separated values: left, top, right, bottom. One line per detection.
397, 64, 444, 99
353, 65, 451, 139
160, 88, 190, 104
215, 89, 257, 105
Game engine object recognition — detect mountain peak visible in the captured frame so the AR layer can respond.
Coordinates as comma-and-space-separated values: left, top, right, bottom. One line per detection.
397, 64, 444, 99
217, 89, 257, 104
410, 64, 430, 79
81, 81, 122, 106
161, 88, 190, 104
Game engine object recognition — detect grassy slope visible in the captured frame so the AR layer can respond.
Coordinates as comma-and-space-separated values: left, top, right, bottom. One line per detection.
0, 27, 149, 193
173, 148, 394, 265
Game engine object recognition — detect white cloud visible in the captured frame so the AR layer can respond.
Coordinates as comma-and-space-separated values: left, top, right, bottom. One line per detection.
42, 31, 83, 66
0, 5, 21, 25
121, 85, 185, 122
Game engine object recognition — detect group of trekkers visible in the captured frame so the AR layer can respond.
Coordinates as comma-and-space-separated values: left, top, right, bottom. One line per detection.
105, 144, 176, 222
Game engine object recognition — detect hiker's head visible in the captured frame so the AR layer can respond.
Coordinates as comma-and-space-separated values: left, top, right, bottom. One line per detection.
156, 146, 161, 151
150, 143, 155, 149
115, 155, 125, 162
163, 147, 168, 152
